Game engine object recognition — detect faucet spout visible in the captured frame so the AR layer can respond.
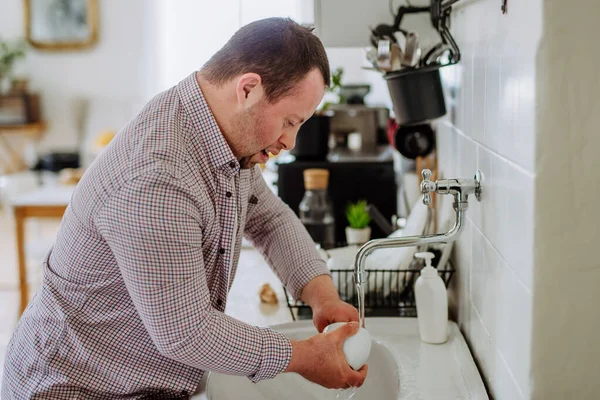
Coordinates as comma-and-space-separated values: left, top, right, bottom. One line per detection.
353, 169, 482, 286
353, 207, 464, 285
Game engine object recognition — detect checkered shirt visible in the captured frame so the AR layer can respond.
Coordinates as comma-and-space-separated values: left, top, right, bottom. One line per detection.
2, 72, 329, 399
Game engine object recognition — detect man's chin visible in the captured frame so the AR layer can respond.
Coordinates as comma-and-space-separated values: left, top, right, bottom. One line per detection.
239, 156, 258, 169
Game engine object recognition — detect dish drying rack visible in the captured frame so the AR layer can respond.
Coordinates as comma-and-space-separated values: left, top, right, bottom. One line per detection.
284, 263, 454, 321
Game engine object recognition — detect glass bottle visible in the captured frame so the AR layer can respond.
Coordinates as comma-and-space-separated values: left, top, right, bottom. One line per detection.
299, 168, 335, 249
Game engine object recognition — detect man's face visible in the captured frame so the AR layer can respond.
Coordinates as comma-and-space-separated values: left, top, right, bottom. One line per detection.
231, 69, 326, 169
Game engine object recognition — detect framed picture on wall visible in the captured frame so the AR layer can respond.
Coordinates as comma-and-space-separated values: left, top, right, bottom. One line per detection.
24, 0, 99, 51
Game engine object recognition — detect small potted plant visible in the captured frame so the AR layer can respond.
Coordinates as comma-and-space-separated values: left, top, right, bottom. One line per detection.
345, 200, 372, 245
320, 67, 344, 110
0, 38, 27, 94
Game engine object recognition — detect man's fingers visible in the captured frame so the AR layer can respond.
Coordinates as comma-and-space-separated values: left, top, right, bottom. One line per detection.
338, 321, 360, 339
358, 364, 368, 379
346, 364, 368, 387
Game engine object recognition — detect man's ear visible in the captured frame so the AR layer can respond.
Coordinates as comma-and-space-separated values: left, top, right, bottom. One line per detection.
235, 73, 264, 107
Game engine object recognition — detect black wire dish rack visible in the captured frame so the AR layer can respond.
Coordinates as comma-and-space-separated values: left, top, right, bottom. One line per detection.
284, 263, 454, 321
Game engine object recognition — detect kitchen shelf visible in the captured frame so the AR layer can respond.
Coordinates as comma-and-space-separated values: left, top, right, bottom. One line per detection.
0, 122, 47, 138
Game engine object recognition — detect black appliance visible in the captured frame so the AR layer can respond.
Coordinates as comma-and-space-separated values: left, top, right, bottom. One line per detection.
290, 113, 331, 161
32, 152, 80, 173
277, 160, 397, 245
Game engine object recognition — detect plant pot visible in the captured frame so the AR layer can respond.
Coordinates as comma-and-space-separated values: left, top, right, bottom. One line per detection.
345, 226, 371, 246
10, 78, 29, 94
0, 75, 9, 94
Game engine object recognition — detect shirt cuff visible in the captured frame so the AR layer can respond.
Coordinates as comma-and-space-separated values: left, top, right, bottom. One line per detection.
249, 328, 293, 383
288, 259, 331, 300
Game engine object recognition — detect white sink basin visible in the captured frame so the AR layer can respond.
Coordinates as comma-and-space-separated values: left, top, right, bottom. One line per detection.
206, 318, 488, 400
207, 321, 399, 400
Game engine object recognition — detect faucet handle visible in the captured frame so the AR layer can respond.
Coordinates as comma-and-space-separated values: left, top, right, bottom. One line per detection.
420, 169, 436, 206
421, 169, 431, 181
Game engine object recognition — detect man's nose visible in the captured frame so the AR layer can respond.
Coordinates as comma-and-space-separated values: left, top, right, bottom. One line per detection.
279, 129, 298, 151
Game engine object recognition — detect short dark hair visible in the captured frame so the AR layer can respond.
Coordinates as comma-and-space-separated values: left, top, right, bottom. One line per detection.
201, 18, 330, 103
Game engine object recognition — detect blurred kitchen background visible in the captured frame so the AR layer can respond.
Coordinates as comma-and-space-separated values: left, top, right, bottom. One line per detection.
1, 1, 599, 399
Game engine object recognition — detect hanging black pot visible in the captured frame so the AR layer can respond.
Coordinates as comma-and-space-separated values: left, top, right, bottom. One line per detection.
384, 65, 447, 125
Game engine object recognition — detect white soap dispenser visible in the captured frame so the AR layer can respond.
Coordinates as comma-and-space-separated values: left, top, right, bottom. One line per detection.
414, 252, 448, 344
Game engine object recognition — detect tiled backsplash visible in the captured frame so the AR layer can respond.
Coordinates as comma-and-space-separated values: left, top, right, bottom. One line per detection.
436, 1, 541, 398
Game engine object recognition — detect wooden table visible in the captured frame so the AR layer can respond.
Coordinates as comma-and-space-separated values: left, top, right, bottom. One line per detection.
9, 185, 73, 314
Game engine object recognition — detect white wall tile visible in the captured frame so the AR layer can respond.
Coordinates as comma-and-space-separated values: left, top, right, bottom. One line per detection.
470, 228, 500, 337
440, 0, 539, 397
503, 164, 534, 290
484, 52, 501, 152
503, 57, 536, 173
456, 132, 477, 185
467, 304, 495, 392
487, 153, 509, 256
449, 219, 472, 331
471, 45, 487, 144
469, 228, 485, 316
497, 56, 519, 161
436, 122, 458, 179
480, 236, 502, 341
495, 258, 532, 398
453, 62, 466, 136
493, 350, 525, 400
510, 58, 536, 173
459, 46, 474, 138
470, 145, 492, 232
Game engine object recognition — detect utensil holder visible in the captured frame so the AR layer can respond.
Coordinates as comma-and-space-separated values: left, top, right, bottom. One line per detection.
384, 65, 447, 125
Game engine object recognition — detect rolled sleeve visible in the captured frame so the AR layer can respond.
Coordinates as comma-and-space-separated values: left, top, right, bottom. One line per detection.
249, 328, 293, 383
287, 259, 332, 300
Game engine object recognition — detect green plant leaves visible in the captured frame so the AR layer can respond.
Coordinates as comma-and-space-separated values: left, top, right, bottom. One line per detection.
0, 38, 27, 77
345, 199, 371, 229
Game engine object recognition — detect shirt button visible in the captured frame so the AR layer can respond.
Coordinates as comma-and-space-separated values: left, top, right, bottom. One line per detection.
229, 161, 236, 168
219, 248, 225, 254
226, 191, 232, 198
216, 299, 223, 306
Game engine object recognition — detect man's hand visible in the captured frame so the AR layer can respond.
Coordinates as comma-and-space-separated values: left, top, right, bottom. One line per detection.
312, 298, 359, 333
283, 322, 368, 389
300, 275, 359, 332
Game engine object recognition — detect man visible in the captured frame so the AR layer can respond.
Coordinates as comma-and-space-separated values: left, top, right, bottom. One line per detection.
2, 18, 368, 399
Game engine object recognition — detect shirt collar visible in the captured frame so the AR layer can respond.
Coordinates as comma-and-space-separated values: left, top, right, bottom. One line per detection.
177, 72, 240, 177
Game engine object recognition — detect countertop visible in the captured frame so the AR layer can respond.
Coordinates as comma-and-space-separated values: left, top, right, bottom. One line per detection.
279, 318, 487, 399
205, 317, 489, 400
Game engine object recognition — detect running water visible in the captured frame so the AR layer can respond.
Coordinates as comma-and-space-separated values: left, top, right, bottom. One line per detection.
356, 282, 365, 328
335, 388, 358, 399
334, 282, 365, 399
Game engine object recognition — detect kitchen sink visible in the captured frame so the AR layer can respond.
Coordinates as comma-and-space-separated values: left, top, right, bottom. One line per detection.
206, 320, 399, 400
205, 318, 488, 400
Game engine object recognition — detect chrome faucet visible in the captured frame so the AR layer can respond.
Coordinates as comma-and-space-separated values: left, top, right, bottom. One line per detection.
353, 169, 483, 288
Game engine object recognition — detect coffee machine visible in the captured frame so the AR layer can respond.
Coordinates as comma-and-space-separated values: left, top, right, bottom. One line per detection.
327, 104, 390, 158
277, 104, 397, 245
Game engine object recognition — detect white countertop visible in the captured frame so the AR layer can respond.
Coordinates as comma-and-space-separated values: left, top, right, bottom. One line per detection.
4, 169, 276, 208
280, 318, 487, 400
206, 317, 488, 400
8, 185, 74, 207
